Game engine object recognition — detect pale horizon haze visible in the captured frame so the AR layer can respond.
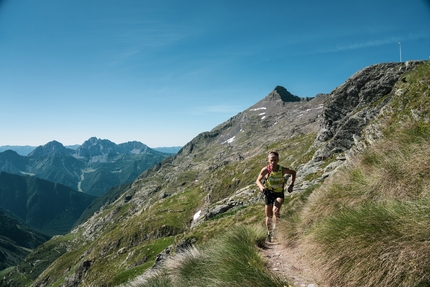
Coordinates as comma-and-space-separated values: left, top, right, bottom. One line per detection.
1, 0, 429, 148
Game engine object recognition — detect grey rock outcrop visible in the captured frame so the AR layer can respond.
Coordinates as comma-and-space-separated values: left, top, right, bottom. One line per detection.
315, 61, 421, 158
295, 61, 425, 191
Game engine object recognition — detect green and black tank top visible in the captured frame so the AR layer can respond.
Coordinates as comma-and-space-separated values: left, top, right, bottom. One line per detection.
265, 165, 285, 193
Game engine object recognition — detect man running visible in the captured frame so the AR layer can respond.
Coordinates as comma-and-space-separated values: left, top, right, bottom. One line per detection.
256, 150, 296, 242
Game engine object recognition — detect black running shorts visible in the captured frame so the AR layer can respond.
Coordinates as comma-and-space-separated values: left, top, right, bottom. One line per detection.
264, 189, 284, 206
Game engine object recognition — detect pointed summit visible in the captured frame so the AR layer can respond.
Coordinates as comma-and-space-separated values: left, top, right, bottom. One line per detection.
265, 86, 301, 102
76, 137, 117, 158
28, 140, 71, 158
117, 141, 149, 154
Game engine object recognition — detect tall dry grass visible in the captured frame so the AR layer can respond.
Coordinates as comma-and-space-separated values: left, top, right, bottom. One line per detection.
292, 120, 430, 287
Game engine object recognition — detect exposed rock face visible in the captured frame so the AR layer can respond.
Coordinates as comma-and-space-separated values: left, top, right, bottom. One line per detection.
268, 86, 302, 102
315, 61, 422, 158
62, 260, 94, 287
289, 61, 426, 189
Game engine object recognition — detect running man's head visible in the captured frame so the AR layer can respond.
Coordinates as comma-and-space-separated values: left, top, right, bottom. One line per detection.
268, 150, 279, 166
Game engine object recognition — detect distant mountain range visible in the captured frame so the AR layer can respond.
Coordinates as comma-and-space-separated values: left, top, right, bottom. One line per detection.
0, 137, 175, 196
0, 144, 182, 156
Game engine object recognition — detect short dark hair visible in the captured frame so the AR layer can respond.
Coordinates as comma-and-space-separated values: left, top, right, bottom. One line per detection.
268, 150, 279, 158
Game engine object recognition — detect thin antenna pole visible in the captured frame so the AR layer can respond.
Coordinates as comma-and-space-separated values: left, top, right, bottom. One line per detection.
398, 42, 402, 62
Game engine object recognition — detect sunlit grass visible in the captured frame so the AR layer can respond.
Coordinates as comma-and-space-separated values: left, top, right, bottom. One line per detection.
299, 124, 430, 286
129, 225, 289, 287
309, 199, 430, 287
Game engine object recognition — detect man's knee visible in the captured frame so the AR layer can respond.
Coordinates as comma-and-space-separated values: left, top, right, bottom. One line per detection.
272, 206, 280, 217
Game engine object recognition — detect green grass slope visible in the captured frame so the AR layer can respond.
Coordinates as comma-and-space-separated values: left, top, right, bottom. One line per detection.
128, 226, 289, 287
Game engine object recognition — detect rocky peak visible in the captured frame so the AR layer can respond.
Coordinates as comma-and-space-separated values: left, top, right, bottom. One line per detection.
75, 137, 117, 158
0, 149, 20, 158
117, 141, 150, 155
28, 140, 71, 158
264, 85, 301, 102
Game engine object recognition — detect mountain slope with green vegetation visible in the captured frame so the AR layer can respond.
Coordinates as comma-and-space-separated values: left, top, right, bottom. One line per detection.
0, 172, 96, 236
1, 61, 429, 287
0, 208, 50, 271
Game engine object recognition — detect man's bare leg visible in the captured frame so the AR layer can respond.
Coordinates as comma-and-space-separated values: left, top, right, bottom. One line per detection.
265, 205, 274, 241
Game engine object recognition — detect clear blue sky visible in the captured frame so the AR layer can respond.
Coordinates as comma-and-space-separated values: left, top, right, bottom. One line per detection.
1, 0, 429, 148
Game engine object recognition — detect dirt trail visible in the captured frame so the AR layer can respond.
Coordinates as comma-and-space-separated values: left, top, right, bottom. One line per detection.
261, 240, 320, 287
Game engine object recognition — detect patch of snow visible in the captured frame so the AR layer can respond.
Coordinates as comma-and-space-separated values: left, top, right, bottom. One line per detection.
20, 171, 35, 176
315, 105, 324, 109
261, 116, 266, 120
73, 154, 85, 159
193, 210, 202, 221
130, 148, 141, 154
223, 136, 236, 144
250, 107, 266, 111
258, 112, 266, 116
298, 113, 304, 117
306, 109, 312, 112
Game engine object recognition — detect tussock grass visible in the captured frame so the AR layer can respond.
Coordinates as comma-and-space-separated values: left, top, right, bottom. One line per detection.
127, 269, 172, 287
294, 124, 430, 285
275, 185, 317, 245
309, 199, 430, 286
129, 225, 289, 287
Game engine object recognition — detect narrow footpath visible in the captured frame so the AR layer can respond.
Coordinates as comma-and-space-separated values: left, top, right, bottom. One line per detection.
261, 240, 320, 287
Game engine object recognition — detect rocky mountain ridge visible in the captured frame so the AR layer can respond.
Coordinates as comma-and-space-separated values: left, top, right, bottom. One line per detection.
0, 144, 181, 157
316, 61, 420, 156
1, 61, 426, 287
297, 61, 422, 189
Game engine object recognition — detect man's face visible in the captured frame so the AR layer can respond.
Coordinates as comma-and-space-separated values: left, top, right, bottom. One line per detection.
268, 155, 279, 167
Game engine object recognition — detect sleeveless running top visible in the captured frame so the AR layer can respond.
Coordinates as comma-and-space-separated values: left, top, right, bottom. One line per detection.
265, 165, 284, 193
